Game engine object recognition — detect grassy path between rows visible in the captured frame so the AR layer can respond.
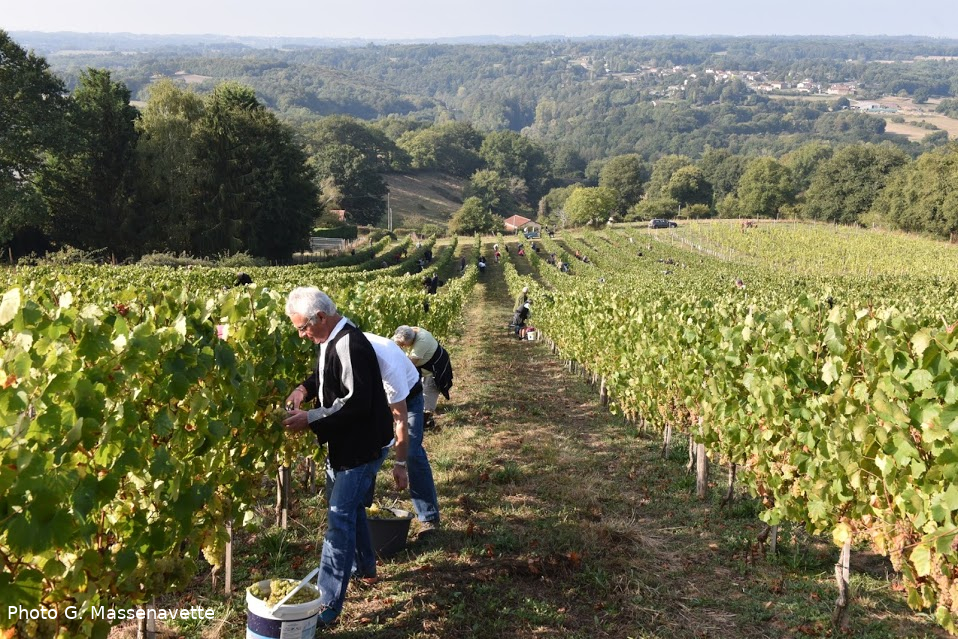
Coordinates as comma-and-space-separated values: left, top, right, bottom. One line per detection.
128, 239, 947, 639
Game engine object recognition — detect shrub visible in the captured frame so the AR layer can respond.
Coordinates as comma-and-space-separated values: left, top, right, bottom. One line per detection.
137, 252, 210, 267
19, 245, 107, 266
683, 203, 713, 219
367, 229, 397, 243
216, 251, 268, 268
420, 223, 445, 238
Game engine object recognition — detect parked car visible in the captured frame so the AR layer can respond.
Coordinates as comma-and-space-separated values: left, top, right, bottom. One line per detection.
649, 218, 678, 229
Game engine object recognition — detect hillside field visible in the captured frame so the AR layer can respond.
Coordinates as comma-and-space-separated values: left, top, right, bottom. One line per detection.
386, 172, 466, 230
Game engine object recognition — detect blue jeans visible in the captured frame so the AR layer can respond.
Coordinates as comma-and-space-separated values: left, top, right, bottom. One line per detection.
318, 456, 381, 616
405, 392, 440, 523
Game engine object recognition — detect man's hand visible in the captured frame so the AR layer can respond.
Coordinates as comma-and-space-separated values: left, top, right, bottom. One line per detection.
285, 386, 307, 411
282, 409, 310, 433
392, 465, 409, 490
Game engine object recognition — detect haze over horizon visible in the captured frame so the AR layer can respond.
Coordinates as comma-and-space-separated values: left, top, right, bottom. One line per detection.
4, 0, 958, 41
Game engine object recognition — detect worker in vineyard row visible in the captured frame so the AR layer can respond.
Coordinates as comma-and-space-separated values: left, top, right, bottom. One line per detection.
392, 325, 450, 531
283, 287, 393, 628
514, 286, 529, 312
512, 301, 531, 338
364, 332, 441, 540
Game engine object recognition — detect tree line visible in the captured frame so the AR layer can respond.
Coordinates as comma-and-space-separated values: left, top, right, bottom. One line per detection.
536, 141, 958, 241
1, 31, 320, 261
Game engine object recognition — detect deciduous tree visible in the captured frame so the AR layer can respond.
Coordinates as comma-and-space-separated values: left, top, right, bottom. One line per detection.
804, 144, 908, 224
734, 157, 795, 219
599, 154, 648, 213
448, 196, 504, 235
0, 31, 69, 256
479, 130, 553, 203
133, 80, 205, 254
873, 144, 958, 237
40, 68, 140, 257
564, 186, 617, 226
645, 155, 693, 200
311, 143, 387, 227
665, 165, 711, 209
194, 82, 318, 259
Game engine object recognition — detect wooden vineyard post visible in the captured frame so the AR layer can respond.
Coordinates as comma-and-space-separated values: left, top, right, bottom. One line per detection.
695, 442, 708, 500
136, 601, 156, 639
599, 376, 608, 406
276, 465, 291, 529
720, 463, 736, 508
770, 525, 778, 556
224, 519, 233, 594
832, 539, 852, 630
307, 458, 317, 494
661, 422, 672, 459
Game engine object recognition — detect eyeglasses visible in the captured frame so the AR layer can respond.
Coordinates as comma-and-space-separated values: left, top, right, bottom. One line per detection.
294, 316, 315, 332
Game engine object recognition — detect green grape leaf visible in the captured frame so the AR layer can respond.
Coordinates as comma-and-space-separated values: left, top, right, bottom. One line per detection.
822, 360, 839, 385
906, 369, 934, 393
0, 288, 20, 326
833, 522, 852, 547
72, 475, 98, 518
911, 329, 933, 358
911, 544, 932, 578
0, 568, 43, 608
115, 547, 138, 574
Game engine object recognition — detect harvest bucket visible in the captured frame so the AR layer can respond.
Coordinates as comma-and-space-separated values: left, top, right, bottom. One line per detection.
366, 507, 413, 558
526, 328, 537, 340
246, 579, 323, 639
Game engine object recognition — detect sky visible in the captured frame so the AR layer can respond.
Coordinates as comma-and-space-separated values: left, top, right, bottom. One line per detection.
3, 0, 958, 40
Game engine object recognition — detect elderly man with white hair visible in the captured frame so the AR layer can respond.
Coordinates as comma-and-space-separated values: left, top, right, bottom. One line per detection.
283, 287, 393, 627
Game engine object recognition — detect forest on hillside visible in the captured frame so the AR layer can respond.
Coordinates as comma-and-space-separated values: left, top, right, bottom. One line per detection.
30, 34, 958, 158
6, 30, 958, 260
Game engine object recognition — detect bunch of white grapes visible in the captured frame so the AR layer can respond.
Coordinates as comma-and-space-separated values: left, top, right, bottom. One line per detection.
249, 579, 320, 606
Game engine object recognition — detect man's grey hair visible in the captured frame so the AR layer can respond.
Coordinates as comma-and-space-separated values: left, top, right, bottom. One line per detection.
393, 325, 415, 346
286, 287, 337, 318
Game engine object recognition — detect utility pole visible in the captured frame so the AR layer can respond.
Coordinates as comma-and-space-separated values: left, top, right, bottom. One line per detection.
387, 192, 393, 232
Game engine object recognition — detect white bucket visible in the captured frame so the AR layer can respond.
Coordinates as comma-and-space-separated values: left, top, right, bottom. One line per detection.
526, 330, 537, 341
246, 579, 323, 639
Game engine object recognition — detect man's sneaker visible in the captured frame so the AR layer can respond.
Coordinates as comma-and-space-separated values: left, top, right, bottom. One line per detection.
316, 607, 339, 629
417, 520, 440, 539
423, 412, 436, 430
352, 572, 379, 586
